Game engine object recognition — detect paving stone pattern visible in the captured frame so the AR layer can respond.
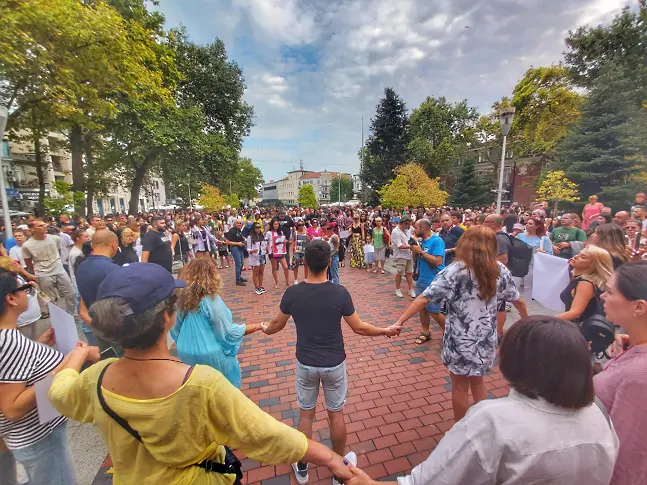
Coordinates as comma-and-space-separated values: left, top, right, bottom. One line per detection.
93, 264, 513, 485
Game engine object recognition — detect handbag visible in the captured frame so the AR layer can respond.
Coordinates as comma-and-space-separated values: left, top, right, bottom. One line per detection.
580, 288, 615, 358
172, 239, 184, 274
97, 363, 243, 484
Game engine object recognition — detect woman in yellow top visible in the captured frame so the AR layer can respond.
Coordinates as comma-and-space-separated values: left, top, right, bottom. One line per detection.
48, 263, 351, 485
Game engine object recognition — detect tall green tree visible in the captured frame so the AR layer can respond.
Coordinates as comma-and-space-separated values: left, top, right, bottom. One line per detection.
451, 158, 494, 208
360, 88, 410, 203
511, 66, 582, 160
329, 177, 354, 203
297, 185, 318, 208
555, 63, 644, 208
407, 96, 478, 178
230, 157, 264, 201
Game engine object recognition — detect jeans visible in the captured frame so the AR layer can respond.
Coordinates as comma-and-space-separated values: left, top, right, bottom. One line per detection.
512, 263, 533, 303
0, 425, 77, 485
296, 360, 347, 412
38, 271, 75, 315
328, 255, 340, 284
231, 246, 244, 282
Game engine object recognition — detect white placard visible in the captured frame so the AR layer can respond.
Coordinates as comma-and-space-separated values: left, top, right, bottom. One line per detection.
532, 252, 570, 312
48, 303, 78, 356
35, 374, 61, 424
339, 230, 350, 239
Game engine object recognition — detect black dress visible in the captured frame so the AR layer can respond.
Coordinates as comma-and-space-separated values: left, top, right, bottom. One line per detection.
559, 277, 601, 323
113, 245, 139, 266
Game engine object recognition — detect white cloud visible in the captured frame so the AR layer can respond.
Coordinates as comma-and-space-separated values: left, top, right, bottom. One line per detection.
158, 0, 633, 181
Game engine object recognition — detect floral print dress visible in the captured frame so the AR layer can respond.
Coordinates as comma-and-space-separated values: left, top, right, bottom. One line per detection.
422, 261, 519, 376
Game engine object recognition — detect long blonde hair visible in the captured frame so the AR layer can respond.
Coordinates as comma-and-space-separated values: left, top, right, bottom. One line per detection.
574, 246, 614, 290
177, 258, 223, 313
455, 225, 499, 300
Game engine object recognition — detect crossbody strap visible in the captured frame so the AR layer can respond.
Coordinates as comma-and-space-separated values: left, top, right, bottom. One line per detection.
594, 397, 612, 429
97, 363, 143, 442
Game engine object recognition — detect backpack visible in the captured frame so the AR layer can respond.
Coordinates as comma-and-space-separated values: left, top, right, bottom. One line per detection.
581, 288, 615, 358
506, 235, 533, 278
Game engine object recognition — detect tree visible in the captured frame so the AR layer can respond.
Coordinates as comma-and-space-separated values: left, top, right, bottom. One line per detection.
197, 184, 225, 212
511, 66, 582, 159
564, 7, 646, 88
225, 193, 241, 208
535, 170, 580, 215
407, 96, 478, 178
329, 176, 354, 203
451, 158, 494, 208
230, 157, 264, 201
43, 181, 85, 217
378, 163, 448, 209
297, 185, 318, 208
555, 63, 645, 208
360, 88, 410, 203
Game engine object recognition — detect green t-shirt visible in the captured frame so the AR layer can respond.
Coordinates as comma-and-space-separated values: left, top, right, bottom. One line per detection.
551, 227, 587, 258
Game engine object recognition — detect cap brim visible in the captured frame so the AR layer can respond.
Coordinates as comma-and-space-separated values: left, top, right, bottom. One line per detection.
174, 279, 188, 288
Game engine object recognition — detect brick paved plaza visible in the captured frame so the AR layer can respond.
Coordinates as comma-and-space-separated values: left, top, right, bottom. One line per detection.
91, 263, 514, 485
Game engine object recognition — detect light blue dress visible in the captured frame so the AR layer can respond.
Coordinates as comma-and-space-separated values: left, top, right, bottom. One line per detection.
171, 295, 246, 388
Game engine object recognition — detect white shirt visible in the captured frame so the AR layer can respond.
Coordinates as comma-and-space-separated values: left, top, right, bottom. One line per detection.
391, 226, 413, 260
59, 232, 73, 264
9, 245, 24, 267
398, 389, 618, 485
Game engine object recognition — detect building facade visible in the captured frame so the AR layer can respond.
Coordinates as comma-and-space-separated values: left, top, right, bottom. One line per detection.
299, 171, 351, 203
261, 181, 279, 201
2, 132, 166, 215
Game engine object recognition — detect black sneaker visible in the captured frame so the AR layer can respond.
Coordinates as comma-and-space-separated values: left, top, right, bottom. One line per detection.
240, 277, 248, 282
292, 462, 309, 485
236, 281, 246, 286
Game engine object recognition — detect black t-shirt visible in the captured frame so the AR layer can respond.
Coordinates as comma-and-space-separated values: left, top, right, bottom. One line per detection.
280, 281, 355, 367
142, 230, 172, 272
224, 227, 244, 244
272, 216, 294, 239
496, 231, 512, 258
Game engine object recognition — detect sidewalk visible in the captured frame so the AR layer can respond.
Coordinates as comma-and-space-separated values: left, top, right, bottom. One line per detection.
85, 260, 554, 485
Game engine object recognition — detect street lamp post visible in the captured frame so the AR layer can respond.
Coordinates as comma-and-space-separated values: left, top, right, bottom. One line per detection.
0, 106, 13, 240
496, 107, 515, 213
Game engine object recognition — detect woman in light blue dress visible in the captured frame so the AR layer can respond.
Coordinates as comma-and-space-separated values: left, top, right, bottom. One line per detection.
171, 258, 263, 388
515, 216, 553, 302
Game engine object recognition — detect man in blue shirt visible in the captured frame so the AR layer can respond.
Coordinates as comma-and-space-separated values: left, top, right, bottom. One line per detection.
410, 218, 446, 344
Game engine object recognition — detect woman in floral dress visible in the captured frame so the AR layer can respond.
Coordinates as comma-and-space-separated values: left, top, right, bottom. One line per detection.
349, 214, 366, 268
391, 226, 528, 421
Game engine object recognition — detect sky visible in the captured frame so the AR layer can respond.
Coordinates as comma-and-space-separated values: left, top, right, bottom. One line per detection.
156, 0, 631, 183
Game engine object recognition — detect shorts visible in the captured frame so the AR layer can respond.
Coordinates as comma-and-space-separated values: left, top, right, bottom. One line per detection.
296, 360, 347, 412
415, 283, 442, 313
395, 258, 414, 276
251, 255, 266, 267
217, 249, 229, 256
293, 252, 305, 266
374, 247, 386, 261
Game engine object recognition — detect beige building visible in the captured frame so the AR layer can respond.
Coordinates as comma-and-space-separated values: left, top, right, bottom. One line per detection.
299, 170, 351, 203
278, 169, 311, 205
4, 132, 166, 214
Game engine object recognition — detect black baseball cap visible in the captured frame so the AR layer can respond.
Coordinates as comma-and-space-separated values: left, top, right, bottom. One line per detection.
96, 263, 186, 314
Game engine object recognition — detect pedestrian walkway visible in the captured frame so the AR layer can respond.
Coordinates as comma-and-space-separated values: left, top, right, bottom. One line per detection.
89, 262, 552, 485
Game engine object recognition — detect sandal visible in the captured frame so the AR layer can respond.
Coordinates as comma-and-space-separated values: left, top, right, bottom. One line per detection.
381, 269, 385, 274
414, 333, 431, 345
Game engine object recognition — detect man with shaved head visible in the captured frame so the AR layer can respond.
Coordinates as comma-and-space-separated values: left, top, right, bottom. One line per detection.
75, 229, 119, 347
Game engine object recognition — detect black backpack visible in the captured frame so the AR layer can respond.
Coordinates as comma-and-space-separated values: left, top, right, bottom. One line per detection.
506, 235, 533, 278
581, 288, 616, 358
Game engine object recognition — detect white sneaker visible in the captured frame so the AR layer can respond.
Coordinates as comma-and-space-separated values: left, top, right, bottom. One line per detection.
332, 452, 357, 485
294, 279, 299, 285
395, 289, 403, 298
408, 289, 416, 298
292, 462, 309, 485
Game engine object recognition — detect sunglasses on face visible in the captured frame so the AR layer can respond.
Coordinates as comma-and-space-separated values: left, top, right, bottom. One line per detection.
11, 283, 34, 296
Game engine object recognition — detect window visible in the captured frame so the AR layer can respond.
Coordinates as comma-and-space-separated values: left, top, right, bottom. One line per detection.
154, 181, 159, 189
1, 141, 9, 158
51, 155, 62, 171
54, 175, 65, 181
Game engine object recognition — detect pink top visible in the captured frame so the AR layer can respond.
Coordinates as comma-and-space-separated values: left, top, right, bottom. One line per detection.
594, 345, 647, 485
306, 227, 324, 240
582, 203, 602, 229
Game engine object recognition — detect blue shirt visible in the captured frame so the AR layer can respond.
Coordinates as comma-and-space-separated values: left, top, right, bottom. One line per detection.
418, 234, 446, 286
75, 255, 119, 307
516, 233, 553, 254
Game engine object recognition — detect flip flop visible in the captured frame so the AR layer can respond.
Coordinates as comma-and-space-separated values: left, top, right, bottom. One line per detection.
415, 333, 431, 345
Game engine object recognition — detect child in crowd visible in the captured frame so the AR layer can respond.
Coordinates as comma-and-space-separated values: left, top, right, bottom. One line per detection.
363, 235, 375, 272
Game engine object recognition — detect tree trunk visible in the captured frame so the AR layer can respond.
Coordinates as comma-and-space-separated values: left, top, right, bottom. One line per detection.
553, 200, 559, 218
34, 137, 46, 217
70, 124, 86, 216
84, 134, 94, 216
128, 166, 147, 215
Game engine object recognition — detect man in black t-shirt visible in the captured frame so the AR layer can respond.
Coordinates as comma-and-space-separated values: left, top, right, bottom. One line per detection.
141, 217, 172, 273
262, 240, 397, 485
224, 218, 247, 285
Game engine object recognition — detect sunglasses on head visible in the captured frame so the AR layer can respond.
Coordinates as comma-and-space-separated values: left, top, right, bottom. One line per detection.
11, 283, 34, 296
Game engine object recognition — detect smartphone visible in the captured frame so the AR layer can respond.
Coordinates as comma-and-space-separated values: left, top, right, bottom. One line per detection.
635, 232, 642, 251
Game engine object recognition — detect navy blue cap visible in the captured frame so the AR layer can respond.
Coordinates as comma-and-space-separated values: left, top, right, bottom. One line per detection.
96, 263, 186, 314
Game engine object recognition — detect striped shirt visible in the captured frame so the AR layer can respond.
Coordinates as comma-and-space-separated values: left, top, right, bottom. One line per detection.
0, 329, 66, 449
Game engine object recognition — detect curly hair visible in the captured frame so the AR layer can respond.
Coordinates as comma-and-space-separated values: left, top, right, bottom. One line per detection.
177, 258, 223, 312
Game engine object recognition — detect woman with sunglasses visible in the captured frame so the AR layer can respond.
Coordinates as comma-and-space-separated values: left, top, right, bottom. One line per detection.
595, 261, 647, 485
0, 256, 41, 340
0, 268, 100, 485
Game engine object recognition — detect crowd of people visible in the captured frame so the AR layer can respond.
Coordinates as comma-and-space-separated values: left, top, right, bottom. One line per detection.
0, 191, 645, 485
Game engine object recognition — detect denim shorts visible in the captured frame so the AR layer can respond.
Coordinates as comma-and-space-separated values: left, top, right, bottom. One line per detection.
415, 282, 442, 314
296, 360, 347, 412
